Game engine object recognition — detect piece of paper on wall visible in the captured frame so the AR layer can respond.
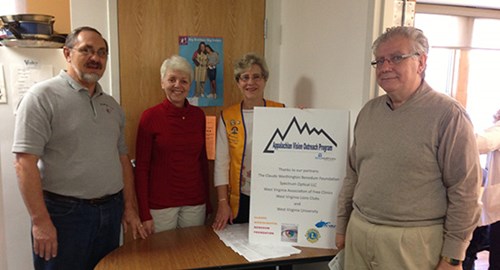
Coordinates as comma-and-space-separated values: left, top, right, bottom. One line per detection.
206, 115, 216, 160
11, 64, 53, 111
0, 64, 7, 104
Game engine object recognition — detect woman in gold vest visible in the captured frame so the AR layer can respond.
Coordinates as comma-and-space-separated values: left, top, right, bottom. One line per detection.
212, 53, 285, 230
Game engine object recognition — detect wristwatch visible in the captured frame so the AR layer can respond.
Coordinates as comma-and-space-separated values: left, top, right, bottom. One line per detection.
442, 256, 461, 266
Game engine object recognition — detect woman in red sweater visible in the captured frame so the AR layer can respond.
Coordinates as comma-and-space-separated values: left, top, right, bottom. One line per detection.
135, 55, 209, 236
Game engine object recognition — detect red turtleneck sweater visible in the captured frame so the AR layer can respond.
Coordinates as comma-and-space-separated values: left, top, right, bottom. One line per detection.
134, 99, 209, 221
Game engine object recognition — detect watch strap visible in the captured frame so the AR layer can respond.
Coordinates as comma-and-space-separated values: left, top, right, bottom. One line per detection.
442, 256, 461, 266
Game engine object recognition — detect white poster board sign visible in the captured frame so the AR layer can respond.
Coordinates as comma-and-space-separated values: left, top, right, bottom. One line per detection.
250, 107, 349, 248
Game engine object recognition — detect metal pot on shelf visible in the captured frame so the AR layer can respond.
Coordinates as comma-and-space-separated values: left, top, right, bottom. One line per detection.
0, 14, 66, 48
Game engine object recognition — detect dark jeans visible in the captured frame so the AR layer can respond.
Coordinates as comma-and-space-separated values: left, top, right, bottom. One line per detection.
207, 68, 216, 81
33, 192, 124, 270
490, 220, 500, 270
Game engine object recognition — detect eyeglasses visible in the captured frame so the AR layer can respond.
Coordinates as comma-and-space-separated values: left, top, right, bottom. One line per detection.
72, 46, 108, 58
239, 73, 264, 83
370, 52, 419, 68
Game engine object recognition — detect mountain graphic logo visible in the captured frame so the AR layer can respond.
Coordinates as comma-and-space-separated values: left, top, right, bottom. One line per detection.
263, 116, 337, 153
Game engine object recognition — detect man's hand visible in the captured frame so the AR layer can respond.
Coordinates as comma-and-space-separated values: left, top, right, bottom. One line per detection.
435, 258, 462, 270
122, 206, 147, 240
335, 233, 345, 250
436, 259, 463, 270
32, 217, 58, 261
14, 153, 58, 260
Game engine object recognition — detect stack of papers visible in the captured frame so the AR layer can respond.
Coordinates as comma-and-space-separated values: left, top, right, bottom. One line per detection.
214, 223, 301, 262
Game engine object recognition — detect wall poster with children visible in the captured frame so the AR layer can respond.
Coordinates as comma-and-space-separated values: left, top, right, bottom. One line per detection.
179, 36, 223, 107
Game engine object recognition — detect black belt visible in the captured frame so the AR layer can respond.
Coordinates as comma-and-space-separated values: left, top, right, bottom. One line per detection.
43, 190, 122, 206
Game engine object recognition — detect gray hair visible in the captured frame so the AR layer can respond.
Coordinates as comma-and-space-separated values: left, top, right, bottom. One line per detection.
160, 55, 193, 82
64, 26, 108, 51
372, 26, 429, 55
234, 53, 269, 82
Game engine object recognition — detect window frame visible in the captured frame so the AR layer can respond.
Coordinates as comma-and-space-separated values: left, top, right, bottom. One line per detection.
416, 3, 500, 107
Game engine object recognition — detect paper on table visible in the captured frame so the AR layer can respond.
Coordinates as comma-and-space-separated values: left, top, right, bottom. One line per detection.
214, 223, 301, 262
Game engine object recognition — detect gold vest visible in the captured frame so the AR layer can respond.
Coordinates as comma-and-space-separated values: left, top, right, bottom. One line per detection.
221, 100, 285, 218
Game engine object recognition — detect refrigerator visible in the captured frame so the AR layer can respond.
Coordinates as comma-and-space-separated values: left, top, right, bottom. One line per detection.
0, 46, 67, 270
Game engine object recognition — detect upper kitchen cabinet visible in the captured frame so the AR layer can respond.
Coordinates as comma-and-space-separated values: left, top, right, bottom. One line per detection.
26, 0, 70, 34
0, 0, 70, 34
0, 0, 70, 47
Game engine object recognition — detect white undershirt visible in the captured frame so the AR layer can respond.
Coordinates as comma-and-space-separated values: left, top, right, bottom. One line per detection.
214, 109, 254, 196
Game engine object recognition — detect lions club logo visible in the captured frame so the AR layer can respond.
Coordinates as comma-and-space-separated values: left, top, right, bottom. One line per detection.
305, 228, 320, 243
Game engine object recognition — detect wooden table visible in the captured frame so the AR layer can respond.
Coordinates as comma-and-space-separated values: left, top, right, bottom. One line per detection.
95, 225, 337, 269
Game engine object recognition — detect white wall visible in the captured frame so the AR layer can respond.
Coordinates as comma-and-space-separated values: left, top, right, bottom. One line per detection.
70, 0, 121, 101
0, 4, 25, 270
0, 145, 7, 270
265, 0, 380, 134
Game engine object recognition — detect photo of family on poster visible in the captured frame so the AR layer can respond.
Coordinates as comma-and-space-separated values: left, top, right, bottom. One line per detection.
179, 36, 224, 107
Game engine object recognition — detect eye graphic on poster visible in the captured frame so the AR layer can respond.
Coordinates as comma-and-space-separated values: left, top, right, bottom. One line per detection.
179, 36, 224, 107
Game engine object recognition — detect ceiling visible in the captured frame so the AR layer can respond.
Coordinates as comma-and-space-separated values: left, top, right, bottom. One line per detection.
418, 0, 500, 9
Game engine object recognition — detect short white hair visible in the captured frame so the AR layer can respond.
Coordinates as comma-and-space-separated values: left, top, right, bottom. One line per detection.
160, 55, 193, 82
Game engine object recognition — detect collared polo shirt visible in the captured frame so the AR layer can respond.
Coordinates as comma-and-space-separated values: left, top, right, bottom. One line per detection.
12, 70, 127, 198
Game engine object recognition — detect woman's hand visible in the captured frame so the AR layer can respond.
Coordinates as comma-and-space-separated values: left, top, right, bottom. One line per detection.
142, 219, 155, 236
212, 200, 233, 230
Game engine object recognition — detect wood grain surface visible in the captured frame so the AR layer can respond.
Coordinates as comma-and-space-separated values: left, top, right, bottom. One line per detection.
95, 225, 337, 270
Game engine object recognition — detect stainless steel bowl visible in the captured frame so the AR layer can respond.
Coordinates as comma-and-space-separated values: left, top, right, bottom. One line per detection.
0, 14, 55, 24
0, 14, 55, 40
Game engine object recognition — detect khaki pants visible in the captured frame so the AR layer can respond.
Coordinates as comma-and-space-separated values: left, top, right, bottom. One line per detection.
345, 210, 443, 270
150, 204, 206, 233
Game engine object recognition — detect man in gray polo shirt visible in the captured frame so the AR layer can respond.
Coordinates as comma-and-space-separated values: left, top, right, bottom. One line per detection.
12, 26, 146, 270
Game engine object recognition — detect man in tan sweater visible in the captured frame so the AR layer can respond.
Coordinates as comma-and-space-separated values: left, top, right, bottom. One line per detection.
336, 26, 481, 270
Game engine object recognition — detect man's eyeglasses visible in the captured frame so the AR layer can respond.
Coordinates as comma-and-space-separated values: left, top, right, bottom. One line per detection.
239, 74, 264, 83
72, 46, 108, 58
370, 52, 420, 68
